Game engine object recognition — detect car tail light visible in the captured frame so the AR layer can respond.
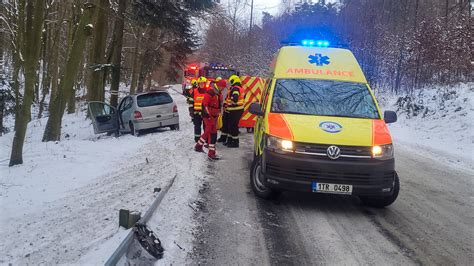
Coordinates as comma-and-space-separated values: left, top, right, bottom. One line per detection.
134, 111, 142, 119
173, 105, 178, 113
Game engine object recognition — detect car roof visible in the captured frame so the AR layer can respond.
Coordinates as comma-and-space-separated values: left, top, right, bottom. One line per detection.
132, 90, 170, 97
270, 46, 367, 84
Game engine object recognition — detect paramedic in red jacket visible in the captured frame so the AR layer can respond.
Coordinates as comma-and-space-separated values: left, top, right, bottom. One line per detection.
194, 79, 227, 159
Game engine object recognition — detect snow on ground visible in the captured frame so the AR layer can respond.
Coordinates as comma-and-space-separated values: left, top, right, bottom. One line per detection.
378, 82, 474, 172
0, 85, 206, 264
1, 81, 472, 264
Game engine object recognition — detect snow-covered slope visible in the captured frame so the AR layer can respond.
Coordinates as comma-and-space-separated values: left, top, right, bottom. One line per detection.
378, 82, 474, 170
0, 85, 205, 264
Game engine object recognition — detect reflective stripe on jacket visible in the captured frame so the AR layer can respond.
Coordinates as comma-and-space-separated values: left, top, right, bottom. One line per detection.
225, 85, 244, 111
193, 87, 206, 113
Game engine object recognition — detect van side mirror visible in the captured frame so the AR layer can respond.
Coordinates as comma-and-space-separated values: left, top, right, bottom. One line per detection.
384, 111, 397, 124
249, 103, 264, 116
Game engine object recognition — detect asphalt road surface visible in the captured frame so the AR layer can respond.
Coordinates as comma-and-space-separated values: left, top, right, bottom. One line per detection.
190, 133, 473, 265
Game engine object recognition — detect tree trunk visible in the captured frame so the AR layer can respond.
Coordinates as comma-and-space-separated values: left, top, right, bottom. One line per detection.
86, 0, 108, 103
146, 73, 152, 91
38, 16, 51, 119
42, 3, 94, 142
13, 0, 26, 132
10, 0, 45, 166
130, 32, 142, 95
109, 0, 127, 108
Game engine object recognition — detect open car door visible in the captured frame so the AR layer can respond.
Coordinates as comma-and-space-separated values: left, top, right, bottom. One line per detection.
88, 101, 119, 134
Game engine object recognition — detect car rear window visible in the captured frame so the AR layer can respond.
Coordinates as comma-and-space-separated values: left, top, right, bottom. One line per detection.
137, 93, 173, 107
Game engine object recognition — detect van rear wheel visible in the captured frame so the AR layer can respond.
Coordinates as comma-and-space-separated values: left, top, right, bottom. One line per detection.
360, 172, 400, 208
250, 156, 279, 199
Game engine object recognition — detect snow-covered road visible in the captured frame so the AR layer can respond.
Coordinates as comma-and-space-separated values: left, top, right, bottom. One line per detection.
1, 84, 472, 264
190, 133, 474, 265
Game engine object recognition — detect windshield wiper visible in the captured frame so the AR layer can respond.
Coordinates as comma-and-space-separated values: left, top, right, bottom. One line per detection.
271, 110, 306, 115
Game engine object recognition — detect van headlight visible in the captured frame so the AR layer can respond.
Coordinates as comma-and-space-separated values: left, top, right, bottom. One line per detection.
372, 144, 394, 159
266, 135, 294, 152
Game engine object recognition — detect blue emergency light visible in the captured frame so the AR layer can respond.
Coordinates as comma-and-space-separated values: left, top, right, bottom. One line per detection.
302, 39, 330, 47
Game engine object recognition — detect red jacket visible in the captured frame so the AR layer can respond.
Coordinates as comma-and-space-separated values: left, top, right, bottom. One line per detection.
202, 91, 221, 118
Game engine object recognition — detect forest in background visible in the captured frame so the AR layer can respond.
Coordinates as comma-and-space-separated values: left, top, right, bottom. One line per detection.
201, 0, 472, 93
0, 0, 214, 166
0, 0, 472, 167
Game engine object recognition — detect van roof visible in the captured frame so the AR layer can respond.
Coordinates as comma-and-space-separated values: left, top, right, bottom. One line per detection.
270, 46, 367, 84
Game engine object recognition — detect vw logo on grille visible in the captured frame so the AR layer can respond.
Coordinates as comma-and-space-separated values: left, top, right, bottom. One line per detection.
327, 145, 341, 160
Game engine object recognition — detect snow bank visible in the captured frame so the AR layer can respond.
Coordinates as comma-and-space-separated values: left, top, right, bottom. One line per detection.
0, 85, 205, 264
378, 82, 474, 170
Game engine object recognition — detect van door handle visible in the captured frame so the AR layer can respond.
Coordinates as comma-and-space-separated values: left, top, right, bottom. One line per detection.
156, 115, 161, 118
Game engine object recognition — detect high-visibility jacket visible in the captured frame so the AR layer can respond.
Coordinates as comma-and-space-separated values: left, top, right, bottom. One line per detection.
186, 85, 197, 108
193, 87, 207, 113
225, 85, 244, 111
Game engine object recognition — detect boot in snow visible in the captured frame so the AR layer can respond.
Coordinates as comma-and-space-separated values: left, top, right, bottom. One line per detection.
194, 143, 204, 152
217, 135, 227, 143
227, 138, 239, 148
208, 149, 217, 159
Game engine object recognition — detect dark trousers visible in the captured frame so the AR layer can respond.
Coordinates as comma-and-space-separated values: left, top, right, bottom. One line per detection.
221, 111, 230, 136
193, 114, 204, 141
228, 109, 244, 139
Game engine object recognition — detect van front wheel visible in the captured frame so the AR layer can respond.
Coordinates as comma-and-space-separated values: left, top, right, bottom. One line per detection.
250, 156, 279, 199
360, 172, 400, 208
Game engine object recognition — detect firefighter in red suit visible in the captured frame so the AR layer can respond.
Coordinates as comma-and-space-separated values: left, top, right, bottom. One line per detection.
194, 79, 227, 159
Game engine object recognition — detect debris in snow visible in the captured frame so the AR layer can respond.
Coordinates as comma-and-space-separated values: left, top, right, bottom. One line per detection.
174, 241, 185, 251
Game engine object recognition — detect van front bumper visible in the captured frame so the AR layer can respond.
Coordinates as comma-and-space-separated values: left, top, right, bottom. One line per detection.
262, 149, 396, 197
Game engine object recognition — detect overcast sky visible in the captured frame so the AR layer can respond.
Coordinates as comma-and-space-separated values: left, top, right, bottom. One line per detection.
219, 0, 284, 26
219, 1, 329, 25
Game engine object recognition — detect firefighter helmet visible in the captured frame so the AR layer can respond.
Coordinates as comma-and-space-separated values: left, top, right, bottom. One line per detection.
197, 76, 207, 83
228, 75, 241, 85
191, 79, 198, 86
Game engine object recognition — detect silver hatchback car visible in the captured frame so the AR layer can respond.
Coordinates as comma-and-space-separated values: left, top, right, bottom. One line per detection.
88, 90, 179, 136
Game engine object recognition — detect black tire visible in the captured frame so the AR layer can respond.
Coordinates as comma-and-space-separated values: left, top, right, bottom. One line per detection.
129, 122, 139, 137
360, 172, 400, 208
170, 124, 180, 131
250, 155, 279, 199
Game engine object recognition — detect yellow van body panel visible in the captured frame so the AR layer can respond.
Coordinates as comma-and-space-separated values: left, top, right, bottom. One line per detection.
254, 46, 390, 156
271, 46, 367, 84
271, 115, 373, 146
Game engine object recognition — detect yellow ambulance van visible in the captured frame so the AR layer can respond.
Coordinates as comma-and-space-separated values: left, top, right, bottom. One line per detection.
249, 41, 399, 208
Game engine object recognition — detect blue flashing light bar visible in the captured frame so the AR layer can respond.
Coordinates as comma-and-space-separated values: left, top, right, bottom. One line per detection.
301, 39, 330, 47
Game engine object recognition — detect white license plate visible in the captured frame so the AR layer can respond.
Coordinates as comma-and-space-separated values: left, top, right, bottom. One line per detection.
311, 182, 353, 195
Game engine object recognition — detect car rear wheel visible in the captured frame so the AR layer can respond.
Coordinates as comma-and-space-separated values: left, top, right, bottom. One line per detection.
129, 122, 139, 137
170, 124, 180, 131
250, 156, 279, 199
360, 172, 400, 208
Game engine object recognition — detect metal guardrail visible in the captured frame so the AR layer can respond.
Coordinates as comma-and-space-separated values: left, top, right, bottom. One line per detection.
105, 174, 177, 266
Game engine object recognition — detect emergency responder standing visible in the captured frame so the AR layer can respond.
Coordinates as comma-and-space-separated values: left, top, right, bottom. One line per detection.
186, 79, 198, 119
191, 77, 208, 142
195, 79, 227, 159
212, 77, 225, 105
218, 75, 244, 148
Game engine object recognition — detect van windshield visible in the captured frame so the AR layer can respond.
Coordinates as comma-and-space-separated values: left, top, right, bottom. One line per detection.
271, 79, 380, 119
